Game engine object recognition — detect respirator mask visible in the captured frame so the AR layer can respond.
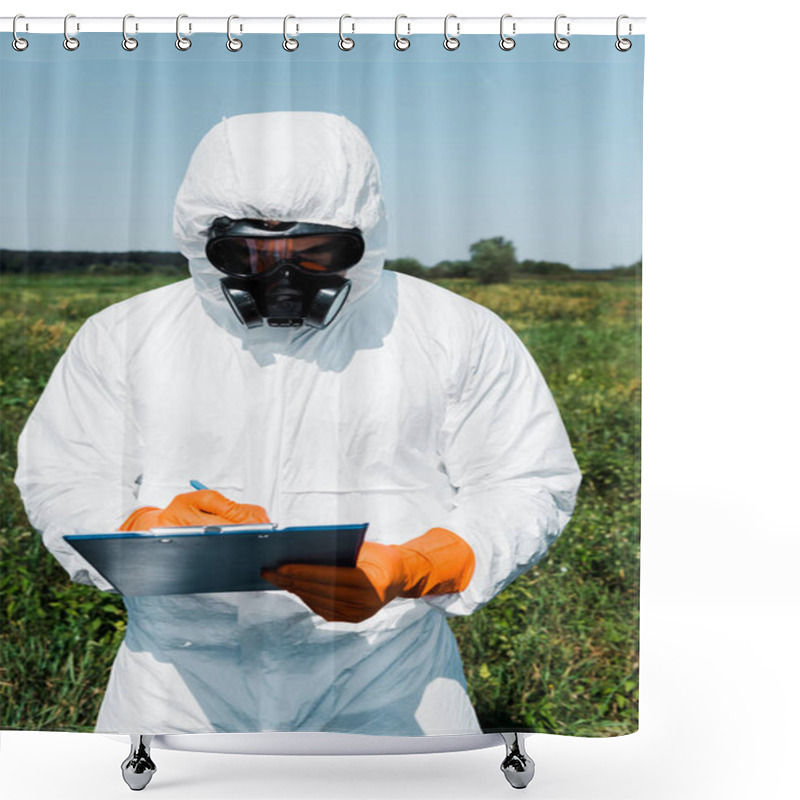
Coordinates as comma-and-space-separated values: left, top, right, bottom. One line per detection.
205, 217, 365, 329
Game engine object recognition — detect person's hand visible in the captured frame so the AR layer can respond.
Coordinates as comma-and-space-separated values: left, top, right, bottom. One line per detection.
119, 490, 269, 531
262, 528, 475, 623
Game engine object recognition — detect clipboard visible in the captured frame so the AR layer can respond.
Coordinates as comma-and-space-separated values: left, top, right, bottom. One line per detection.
65, 523, 368, 597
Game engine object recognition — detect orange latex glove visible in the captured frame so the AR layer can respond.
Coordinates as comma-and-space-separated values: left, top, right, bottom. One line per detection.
261, 527, 475, 623
119, 490, 269, 531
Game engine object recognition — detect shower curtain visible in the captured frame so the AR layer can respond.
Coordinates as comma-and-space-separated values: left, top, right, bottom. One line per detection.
1, 25, 643, 740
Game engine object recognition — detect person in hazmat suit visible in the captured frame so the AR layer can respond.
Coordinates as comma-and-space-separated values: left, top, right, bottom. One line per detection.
15, 111, 581, 736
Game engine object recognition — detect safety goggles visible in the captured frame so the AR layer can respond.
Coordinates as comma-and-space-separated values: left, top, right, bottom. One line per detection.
205, 218, 365, 277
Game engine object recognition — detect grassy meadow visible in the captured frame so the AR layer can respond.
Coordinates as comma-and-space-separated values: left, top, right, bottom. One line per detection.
0, 271, 640, 735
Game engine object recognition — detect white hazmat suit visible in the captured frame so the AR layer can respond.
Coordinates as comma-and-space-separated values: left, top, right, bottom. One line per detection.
15, 112, 581, 736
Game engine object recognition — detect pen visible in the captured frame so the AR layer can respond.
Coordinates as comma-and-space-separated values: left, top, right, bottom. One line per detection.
190, 480, 214, 521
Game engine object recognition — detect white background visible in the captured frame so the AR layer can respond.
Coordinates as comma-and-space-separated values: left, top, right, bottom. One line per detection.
2, 1, 798, 798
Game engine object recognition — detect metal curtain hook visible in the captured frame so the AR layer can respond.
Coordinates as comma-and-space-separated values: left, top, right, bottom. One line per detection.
176, 14, 192, 50
616, 14, 632, 51
227, 15, 243, 51
443, 14, 460, 51
63, 13, 79, 51
499, 14, 515, 50
554, 14, 570, 51
339, 14, 355, 50
122, 14, 138, 51
12, 14, 29, 51
283, 15, 299, 51
394, 14, 410, 51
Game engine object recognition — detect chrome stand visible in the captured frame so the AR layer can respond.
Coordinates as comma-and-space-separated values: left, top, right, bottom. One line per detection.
118, 732, 532, 789
121, 735, 157, 791
500, 732, 535, 789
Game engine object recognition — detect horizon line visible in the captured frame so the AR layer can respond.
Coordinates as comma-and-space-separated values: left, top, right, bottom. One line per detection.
0, 248, 641, 272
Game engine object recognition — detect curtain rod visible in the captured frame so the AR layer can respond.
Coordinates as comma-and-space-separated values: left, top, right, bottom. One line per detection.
1, 16, 645, 36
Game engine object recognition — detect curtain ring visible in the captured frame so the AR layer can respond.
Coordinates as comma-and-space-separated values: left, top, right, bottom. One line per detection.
12, 14, 28, 51
63, 13, 80, 51
394, 14, 410, 51
339, 14, 355, 51
443, 14, 460, 51
615, 15, 632, 51
553, 14, 570, 51
176, 14, 192, 50
122, 14, 138, 51
499, 14, 515, 51
283, 15, 299, 51
227, 15, 243, 51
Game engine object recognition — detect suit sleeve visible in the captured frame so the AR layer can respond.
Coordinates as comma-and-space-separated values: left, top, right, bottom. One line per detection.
426, 309, 581, 616
14, 313, 143, 592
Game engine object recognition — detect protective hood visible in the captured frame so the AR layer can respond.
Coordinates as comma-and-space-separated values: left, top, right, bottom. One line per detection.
173, 112, 387, 336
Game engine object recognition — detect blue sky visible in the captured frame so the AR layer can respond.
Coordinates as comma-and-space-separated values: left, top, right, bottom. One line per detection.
0, 33, 643, 269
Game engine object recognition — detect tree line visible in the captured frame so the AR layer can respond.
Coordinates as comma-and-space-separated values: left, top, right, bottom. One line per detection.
386, 237, 641, 283
0, 250, 186, 276
1, 239, 641, 283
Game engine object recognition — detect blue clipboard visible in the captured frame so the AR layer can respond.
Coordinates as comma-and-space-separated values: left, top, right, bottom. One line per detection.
65, 523, 368, 597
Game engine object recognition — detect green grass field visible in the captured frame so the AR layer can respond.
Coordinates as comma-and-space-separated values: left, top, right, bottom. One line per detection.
0, 272, 640, 735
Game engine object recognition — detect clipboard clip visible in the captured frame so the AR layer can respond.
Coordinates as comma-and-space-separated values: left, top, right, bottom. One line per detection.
148, 523, 278, 536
